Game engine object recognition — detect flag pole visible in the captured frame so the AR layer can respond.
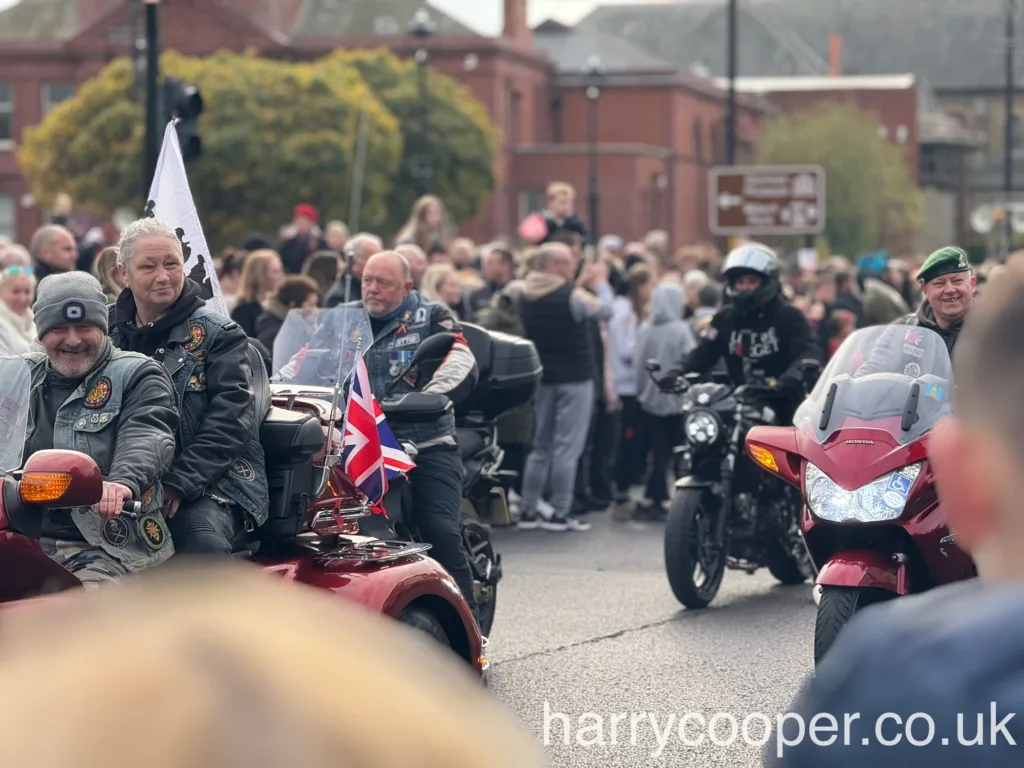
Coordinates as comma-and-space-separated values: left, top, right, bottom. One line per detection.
348, 102, 372, 235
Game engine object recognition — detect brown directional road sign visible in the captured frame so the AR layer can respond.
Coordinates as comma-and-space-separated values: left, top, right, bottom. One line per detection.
709, 165, 826, 236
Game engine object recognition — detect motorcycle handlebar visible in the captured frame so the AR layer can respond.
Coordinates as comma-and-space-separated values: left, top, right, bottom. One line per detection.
120, 500, 142, 518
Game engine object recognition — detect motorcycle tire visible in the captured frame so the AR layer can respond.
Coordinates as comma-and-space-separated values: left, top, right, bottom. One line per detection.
664, 488, 726, 609
464, 520, 498, 636
767, 552, 809, 586
399, 606, 451, 649
814, 586, 890, 664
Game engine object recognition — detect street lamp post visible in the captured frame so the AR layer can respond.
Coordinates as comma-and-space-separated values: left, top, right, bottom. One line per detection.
1005, 0, 1016, 258
409, 8, 437, 199
142, 0, 161, 202
725, 0, 737, 166
585, 55, 601, 246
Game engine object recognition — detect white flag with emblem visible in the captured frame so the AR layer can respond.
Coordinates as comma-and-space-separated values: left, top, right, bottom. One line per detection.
145, 121, 227, 317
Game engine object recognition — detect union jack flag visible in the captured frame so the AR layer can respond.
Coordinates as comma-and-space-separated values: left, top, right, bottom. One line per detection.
342, 356, 415, 503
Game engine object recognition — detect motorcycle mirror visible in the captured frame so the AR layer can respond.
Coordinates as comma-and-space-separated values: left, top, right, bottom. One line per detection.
646, 360, 661, 373
19, 449, 103, 508
392, 332, 457, 383
408, 332, 456, 369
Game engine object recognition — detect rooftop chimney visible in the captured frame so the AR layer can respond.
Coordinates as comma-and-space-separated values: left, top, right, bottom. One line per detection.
504, 0, 531, 45
829, 34, 842, 76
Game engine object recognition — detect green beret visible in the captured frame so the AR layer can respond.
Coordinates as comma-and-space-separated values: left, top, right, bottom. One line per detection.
917, 246, 970, 284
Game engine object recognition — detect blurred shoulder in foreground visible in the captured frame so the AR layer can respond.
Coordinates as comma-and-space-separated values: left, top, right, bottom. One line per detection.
0, 564, 546, 768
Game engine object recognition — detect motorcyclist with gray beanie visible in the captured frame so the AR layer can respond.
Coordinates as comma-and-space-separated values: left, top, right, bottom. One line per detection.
20, 271, 179, 587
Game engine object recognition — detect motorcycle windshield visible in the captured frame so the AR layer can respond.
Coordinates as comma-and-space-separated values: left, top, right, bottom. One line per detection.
271, 306, 373, 387
0, 356, 32, 473
794, 325, 953, 446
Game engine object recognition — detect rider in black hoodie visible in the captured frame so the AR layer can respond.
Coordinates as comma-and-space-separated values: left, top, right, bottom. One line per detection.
681, 243, 821, 425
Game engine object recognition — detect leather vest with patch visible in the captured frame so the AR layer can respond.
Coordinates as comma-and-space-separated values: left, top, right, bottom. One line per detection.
361, 293, 456, 445
24, 351, 174, 571
155, 306, 269, 526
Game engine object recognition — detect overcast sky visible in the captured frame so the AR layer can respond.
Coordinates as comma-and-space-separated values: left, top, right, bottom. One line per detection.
0, 1, 675, 34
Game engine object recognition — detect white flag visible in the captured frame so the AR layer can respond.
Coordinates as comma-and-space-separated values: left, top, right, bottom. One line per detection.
146, 121, 227, 317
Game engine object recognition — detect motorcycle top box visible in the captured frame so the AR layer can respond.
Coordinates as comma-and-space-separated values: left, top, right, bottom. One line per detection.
745, 325, 976, 663
456, 323, 542, 421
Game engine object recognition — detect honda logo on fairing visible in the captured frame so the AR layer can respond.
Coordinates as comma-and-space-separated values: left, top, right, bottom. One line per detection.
844, 440, 875, 445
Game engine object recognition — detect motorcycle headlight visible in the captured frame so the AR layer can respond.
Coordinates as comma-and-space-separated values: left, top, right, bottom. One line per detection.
685, 410, 720, 447
805, 462, 922, 523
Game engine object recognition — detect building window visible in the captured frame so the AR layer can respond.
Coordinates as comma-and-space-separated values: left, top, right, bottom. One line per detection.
0, 195, 14, 240
508, 89, 522, 146
551, 96, 563, 143
0, 84, 12, 143
919, 144, 960, 190
692, 119, 703, 162
518, 188, 545, 221
372, 16, 399, 35
42, 82, 75, 116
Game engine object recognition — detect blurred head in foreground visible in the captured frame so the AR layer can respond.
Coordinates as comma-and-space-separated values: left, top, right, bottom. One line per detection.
0, 565, 544, 768
930, 259, 1024, 581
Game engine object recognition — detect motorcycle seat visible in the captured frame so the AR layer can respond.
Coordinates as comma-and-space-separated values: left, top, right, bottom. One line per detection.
456, 427, 487, 462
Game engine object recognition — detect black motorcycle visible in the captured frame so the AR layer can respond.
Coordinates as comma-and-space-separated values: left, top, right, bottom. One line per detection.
647, 361, 819, 609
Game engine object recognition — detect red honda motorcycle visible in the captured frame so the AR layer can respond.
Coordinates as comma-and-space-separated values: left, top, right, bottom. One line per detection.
0, 328, 487, 677
745, 325, 975, 665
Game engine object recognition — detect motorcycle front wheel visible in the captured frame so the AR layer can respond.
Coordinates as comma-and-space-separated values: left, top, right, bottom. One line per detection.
814, 586, 891, 665
664, 488, 726, 609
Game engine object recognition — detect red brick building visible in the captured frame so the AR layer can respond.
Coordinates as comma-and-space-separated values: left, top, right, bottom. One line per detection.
0, 0, 762, 249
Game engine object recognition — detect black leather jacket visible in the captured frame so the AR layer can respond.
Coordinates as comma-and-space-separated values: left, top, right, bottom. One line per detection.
109, 283, 270, 525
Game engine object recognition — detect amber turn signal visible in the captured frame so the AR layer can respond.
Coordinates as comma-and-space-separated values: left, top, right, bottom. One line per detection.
748, 445, 779, 473
19, 472, 73, 503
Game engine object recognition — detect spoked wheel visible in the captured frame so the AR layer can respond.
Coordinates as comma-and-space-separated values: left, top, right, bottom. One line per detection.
464, 521, 499, 636
814, 586, 891, 665
664, 488, 726, 608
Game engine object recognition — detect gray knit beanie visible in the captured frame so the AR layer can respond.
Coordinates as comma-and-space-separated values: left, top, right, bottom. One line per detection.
33, 272, 109, 339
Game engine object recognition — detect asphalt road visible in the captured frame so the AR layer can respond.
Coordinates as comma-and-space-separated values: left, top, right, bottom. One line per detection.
487, 510, 817, 768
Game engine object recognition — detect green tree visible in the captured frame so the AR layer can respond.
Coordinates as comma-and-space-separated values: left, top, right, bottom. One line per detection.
760, 104, 925, 257
324, 49, 499, 235
19, 50, 403, 249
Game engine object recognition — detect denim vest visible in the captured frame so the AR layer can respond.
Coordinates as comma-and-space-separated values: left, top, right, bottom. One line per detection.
156, 306, 269, 526
361, 293, 456, 445
24, 351, 174, 571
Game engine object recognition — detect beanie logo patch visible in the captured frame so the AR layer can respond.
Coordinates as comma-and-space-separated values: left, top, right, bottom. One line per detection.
185, 322, 206, 353
958, 253, 967, 269
84, 377, 112, 409
63, 302, 85, 323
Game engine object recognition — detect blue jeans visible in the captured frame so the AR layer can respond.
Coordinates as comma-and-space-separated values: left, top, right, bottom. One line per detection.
521, 381, 595, 520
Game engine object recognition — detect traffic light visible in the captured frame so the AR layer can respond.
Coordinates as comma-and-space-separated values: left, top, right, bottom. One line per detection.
163, 77, 203, 162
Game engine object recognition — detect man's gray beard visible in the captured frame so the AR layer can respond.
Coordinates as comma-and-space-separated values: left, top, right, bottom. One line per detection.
50, 350, 100, 379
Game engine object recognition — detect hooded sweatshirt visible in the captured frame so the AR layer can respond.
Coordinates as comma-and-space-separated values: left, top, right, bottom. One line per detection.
111, 279, 206, 359
898, 298, 963, 356
635, 283, 697, 417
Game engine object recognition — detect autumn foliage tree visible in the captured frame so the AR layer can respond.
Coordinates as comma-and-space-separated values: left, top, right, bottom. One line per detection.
322, 49, 499, 234
18, 48, 498, 248
760, 104, 925, 257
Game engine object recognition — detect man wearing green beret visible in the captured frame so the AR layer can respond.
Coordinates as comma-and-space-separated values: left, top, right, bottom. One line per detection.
896, 246, 976, 355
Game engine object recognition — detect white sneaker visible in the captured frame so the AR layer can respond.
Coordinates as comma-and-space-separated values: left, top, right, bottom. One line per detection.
540, 516, 591, 532
516, 514, 541, 530
536, 499, 556, 521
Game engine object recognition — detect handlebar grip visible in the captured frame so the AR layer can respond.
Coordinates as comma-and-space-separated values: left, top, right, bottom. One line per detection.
121, 500, 142, 517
